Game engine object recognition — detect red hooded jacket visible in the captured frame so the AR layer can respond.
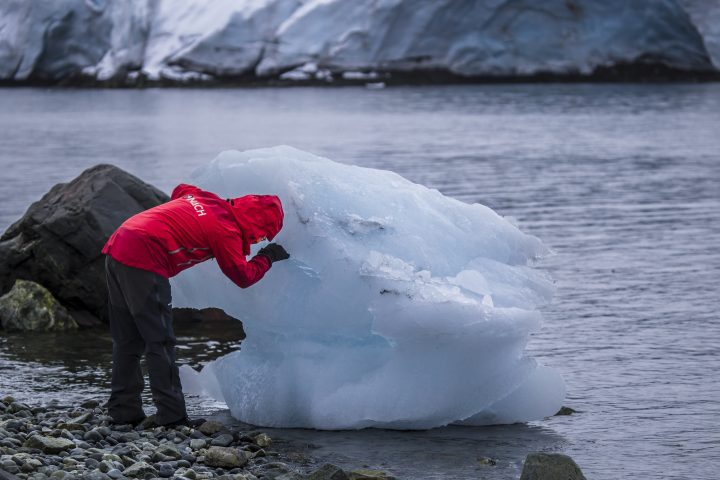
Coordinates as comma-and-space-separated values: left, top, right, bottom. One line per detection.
102, 184, 284, 288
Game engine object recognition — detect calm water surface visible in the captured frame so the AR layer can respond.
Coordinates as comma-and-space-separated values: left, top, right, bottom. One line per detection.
0, 84, 718, 480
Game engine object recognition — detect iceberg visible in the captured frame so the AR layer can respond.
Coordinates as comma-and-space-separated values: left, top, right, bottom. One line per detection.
174, 146, 564, 429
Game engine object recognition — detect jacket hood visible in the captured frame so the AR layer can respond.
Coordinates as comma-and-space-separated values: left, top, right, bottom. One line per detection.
229, 195, 284, 256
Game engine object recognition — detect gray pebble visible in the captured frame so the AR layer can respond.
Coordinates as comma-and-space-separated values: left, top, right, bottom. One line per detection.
210, 434, 234, 447
84, 471, 111, 480
98, 460, 114, 473
84, 430, 103, 443
156, 462, 175, 478
189, 439, 206, 450
106, 468, 123, 479
120, 432, 140, 442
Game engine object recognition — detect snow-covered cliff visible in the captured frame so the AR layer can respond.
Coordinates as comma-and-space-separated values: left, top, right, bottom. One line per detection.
0, 0, 717, 84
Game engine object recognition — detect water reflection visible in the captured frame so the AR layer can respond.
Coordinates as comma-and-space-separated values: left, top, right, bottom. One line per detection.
0, 317, 245, 408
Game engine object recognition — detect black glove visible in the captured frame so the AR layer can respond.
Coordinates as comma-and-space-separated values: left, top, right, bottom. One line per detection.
257, 243, 290, 264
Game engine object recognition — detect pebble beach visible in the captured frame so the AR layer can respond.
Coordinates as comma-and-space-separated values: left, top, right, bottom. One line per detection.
0, 396, 389, 480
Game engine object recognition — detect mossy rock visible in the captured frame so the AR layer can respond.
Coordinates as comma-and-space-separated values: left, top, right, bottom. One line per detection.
520, 453, 586, 480
0, 279, 78, 332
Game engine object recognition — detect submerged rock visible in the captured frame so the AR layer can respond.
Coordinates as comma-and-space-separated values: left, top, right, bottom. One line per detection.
520, 453, 586, 480
348, 470, 395, 480
0, 164, 168, 325
306, 464, 349, 480
0, 279, 77, 332
555, 406, 577, 416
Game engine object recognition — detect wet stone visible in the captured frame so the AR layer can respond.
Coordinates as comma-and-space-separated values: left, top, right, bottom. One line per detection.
211, 434, 234, 447
84, 471, 111, 480
50, 471, 72, 479
348, 470, 396, 480
189, 439, 207, 450
119, 431, 140, 442
520, 453, 587, 480
106, 468, 123, 479
176, 467, 197, 479
122, 461, 158, 478
198, 421, 224, 436
83, 430, 103, 443
154, 444, 182, 461
477, 456, 497, 466
306, 464, 350, 480
111, 444, 139, 457
23, 435, 75, 454
3, 420, 25, 431
9, 402, 31, 413
253, 434, 272, 448
101, 454, 122, 463
67, 412, 92, 425
204, 447, 251, 469
157, 462, 175, 478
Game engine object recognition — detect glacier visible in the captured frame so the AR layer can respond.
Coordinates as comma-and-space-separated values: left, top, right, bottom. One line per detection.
173, 146, 564, 429
0, 0, 717, 84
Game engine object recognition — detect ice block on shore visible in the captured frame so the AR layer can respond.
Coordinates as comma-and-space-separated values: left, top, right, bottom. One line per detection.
175, 146, 564, 429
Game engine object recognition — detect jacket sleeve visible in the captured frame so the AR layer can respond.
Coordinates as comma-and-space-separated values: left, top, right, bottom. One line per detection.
171, 184, 202, 200
210, 230, 272, 289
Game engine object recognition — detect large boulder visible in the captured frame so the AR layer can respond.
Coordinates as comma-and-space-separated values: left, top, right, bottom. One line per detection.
0, 279, 78, 332
0, 164, 168, 325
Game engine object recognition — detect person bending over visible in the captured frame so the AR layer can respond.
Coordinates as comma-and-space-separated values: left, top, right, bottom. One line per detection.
102, 183, 289, 427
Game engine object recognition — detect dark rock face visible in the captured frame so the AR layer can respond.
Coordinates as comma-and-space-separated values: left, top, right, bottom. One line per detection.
172, 307, 246, 339
0, 164, 168, 325
520, 452, 586, 480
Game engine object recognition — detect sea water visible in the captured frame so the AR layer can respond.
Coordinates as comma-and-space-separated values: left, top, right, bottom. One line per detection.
0, 84, 718, 479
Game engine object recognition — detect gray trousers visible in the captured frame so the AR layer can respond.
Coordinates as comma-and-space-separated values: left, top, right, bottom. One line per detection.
105, 256, 187, 425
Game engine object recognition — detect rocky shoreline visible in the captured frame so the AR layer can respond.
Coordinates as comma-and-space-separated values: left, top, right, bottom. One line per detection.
1, 62, 719, 89
0, 395, 392, 480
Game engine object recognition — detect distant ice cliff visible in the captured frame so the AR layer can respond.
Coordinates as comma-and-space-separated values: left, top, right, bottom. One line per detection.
1, 0, 716, 84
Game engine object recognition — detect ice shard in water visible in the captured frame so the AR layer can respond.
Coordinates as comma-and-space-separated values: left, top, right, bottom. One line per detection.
175, 146, 564, 429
